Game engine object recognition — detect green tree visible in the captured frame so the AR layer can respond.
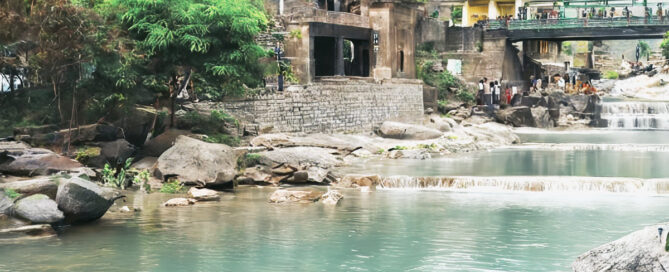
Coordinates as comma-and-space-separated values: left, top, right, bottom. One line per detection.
660, 33, 669, 60
112, 0, 268, 126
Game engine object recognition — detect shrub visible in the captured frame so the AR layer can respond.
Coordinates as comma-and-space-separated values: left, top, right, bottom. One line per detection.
604, 70, 619, 79
160, 180, 184, 194
132, 169, 152, 193
74, 147, 101, 164
102, 158, 133, 189
456, 90, 475, 103
204, 134, 241, 146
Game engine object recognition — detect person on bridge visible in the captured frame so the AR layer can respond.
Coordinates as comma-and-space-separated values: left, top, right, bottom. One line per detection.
658, 4, 664, 22
624, 6, 631, 25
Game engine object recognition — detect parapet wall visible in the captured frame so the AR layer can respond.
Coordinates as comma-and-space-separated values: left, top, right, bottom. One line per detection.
199, 79, 424, 134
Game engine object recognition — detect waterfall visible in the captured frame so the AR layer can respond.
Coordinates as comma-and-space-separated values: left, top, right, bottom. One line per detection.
601, 101, 669, 129
377, 176, 669, 194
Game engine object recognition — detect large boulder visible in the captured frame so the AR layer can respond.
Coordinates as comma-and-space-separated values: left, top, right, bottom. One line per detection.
378, 121, 443, 140
0, 152, 84, 176
0, 178, 58, 199
386, 149, 431, 160
0, 191, 13, 214
495, 106, 536, 127
86, 139, 136, 168
573, 223, 669, 271
163, 198, 196, 207
250, 134, 360, 152
55, 177, 122, 224
141, 129, 192, 157
268, 189, 323, 203
154, 136, 237, 188
531, 106, 554, 128
25, 124, 123, 147
13, 194, 64, 224
112, 106, 161, 147
427, 115, 459, 132
130, 157, 157, 170
258, 147, 342, 169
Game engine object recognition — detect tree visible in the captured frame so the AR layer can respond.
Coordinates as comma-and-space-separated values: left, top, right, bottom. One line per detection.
661, 32, 669, 60
112, 0, 269, 126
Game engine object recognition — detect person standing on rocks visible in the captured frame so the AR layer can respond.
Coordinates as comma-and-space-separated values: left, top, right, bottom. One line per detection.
477, 79, 485, 105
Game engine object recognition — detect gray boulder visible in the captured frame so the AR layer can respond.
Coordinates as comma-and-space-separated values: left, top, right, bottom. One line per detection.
56, 177, 122, 224
386, 149, 431, 160
130, 157, 157, 170
87, 139, 136, 168
24, 124, 123, 147
141, 129, 192, 157
13, 194, 64, 224
378, 121, 443, 140
0, 191, 13, 214
321, 190, 343, 205
258, 147, 342, 169
187, 187, 220, 201
250, 133, 360, 152
268, 189, 323, 203
0, 153, 84, 176
573, 223, 669, 271
0, 178, 58, 199
531, 106, 555, 128
495, 106, 536, 127
154, 136, 237, 188
336, 174, 381, 188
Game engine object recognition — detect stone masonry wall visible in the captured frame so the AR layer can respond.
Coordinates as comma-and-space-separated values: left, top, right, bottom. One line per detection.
196, 79, 424, 134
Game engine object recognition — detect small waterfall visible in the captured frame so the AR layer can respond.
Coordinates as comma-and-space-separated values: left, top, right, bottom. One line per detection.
601, 102, 669, 129
377, 176, 669, 194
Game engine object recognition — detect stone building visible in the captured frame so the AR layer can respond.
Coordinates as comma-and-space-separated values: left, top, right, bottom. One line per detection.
263, 0, 423, 83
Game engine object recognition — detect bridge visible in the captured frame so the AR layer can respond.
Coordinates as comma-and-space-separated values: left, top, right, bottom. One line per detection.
485, 17, 669, 41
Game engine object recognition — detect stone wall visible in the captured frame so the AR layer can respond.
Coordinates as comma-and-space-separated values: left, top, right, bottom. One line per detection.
195, 79, 424, 134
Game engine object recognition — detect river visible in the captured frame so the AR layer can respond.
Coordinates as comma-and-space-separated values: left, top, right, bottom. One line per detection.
2, 100, 668, 271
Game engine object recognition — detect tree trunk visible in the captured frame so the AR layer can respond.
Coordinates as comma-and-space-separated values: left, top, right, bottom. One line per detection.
52, 77, 63, 124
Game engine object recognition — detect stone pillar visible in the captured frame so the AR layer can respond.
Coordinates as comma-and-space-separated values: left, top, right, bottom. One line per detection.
462, 2, 470, 26
488, 0, 499, 19
515, 0, 523, 19
334, 0, 341, 12
336, 36, 345, 76
280, 0, 284, 15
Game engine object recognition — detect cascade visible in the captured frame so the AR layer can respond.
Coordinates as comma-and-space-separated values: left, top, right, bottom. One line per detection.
377, 176, 669, 194
601, 101, 669, 129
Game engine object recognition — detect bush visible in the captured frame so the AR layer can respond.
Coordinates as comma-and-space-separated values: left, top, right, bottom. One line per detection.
102, 158, 133, 189
132, 169, 152, 193
74, 147, 101, 164
456, 90, 475, 103
3, 188, 21, 199
204, 134, 241, 146
604, 71, 619, 79
160, 180, 184, 194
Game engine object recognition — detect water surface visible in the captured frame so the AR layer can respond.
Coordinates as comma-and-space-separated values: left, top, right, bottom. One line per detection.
1, 188, 668, 272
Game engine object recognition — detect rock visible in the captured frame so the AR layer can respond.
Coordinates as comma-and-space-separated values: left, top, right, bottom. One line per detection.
25, 124, 123, 147
0, 153, 84, 176
13, 125, 59, 137
271, 165, 296, 175
187, 187, 220, 201
0, 224, 57, 239
288, 171, 309, 183
56, 177, 122, 224
163, 198, 196, 207
268, 189, 323, 203
13, 194, 64, 224
0, 191, 13, 214
119, 206, 131, 212
87, 139, 136, 168
0, 177, 58, 199
427, 115, 459, 132
0, 141, 44, 156
336, 174, 380, 188
112, 106, 161, 147
321, 190, 343, 205
306, 166, 329, 183
242, 166, 272, 183
519, 96, 543, 108
250, 133, 360, 152
494, 106, 536, 127
573, 223, 669, 271
258, 147, 342, 169
141, 129, 192, 157
386, 149, 431, 160
378, 121, 443, 140
154, 136, 237, 188
531, 106, 554, 128
130, 157, 157, 170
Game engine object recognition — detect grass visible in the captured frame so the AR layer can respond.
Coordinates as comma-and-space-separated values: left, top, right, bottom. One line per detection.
160, 180, 184, 194
3, 188, 21, 199
604, 70, 619, 79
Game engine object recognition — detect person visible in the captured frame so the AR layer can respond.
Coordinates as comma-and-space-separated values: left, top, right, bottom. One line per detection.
486, 80, 493, 105
495, 80, 501, 104
505, 85, 512, 104
477, 79, 484, 105
536, 77, 542, 92
624, 6, 631, 25
491, 82, 497, 105
610, 7, 615, 19
557, 76, 566, 91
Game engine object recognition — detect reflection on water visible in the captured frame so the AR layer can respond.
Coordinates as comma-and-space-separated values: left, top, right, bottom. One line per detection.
1, 188, 668, 272
517, 130, 669, 144
346, 149, 669, 179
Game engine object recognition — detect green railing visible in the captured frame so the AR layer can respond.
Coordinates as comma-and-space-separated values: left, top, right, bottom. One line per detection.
485, 17, 669, 30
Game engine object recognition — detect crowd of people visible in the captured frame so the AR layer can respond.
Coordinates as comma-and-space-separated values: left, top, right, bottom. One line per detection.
475, 78, 517, 107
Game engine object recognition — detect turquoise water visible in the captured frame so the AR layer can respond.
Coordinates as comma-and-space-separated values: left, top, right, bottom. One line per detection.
517, 130, 669, 144
1, 188, 669, 272
346, 149, 669, 178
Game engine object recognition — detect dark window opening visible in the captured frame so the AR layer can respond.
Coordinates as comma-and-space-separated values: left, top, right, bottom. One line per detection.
399, 51, 404, 73
314, 36, 337, 76
327, 0, 334, 11
343, 39, 370, 77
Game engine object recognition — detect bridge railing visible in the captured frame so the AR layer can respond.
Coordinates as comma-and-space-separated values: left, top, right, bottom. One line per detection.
484, 17, 669, 30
